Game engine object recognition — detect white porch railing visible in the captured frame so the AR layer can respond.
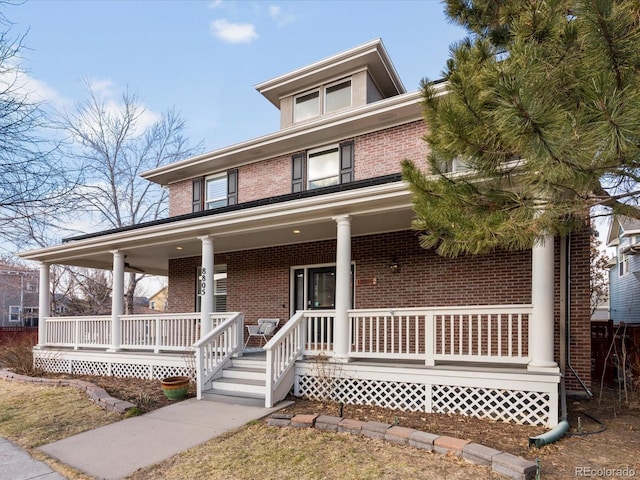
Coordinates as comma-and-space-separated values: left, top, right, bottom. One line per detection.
42, 312, 232, 352
350, 305, 532, 365
44, 316, 112, 349
264, 305, 532, 407
264, 310, 306, 408
194, 312, 244, 399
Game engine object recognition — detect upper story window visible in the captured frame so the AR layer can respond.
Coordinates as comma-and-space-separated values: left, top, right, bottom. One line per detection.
192, 169, 238, 213
619, 251, 629, 276
293, 78, 352, 123
325, 79, 351, 113
294, 90, 320, 122
308, 146, 340, 189
206, 174, 227, 210
292, 141, 354, 192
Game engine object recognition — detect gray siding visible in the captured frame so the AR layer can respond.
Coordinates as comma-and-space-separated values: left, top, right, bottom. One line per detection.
609, 238, 640, 323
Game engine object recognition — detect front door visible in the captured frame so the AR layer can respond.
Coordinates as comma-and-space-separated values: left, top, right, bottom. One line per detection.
308, 266, 336, 309
292, 265, 354, 313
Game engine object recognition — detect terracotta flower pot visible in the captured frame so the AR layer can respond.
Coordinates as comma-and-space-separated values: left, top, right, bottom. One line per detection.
161, 376, 190, 400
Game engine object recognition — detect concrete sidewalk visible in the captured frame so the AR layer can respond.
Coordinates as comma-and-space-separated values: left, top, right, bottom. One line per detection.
0, 437, 65, 480
38, 398, 289, 480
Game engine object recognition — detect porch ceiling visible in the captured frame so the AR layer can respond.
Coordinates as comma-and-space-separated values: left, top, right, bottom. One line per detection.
20, 181, 415, 276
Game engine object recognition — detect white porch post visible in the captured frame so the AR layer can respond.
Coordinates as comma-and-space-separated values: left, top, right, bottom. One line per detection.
37, 262, 50, 348
199, 235, 215, 334
333, 215, 351, 361
528, 235, 558, 371
109, 250, 125, 352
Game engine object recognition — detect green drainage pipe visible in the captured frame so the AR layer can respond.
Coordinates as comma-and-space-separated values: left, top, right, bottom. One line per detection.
528, 419, 570, 448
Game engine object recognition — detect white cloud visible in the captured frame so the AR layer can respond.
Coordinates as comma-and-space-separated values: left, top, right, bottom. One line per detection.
86, 78, 115, 97
0, 63, 70, 111
210, 18, 258, 44
269, 5, 295, 26
209, 0, 223, 8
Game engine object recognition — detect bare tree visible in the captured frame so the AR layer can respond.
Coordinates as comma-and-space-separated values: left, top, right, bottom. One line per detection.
591, 235, 610, 317
59, 82, 201, 312
0, 4, 78, 250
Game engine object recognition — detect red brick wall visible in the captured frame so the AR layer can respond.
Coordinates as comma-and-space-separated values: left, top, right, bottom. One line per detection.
169, 179, 192, 217
237, 155, 291, 203
167, 120, 430, 217
354, 120, 430, 180
168, 231, 532, 319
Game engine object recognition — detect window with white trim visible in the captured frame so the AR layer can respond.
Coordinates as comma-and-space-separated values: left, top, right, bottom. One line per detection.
293, 77, 352, 123
291, 141, 354, 192
325, 79, 351, 113
308, 145, 340, 189
205, 174, 227, 210
9, 305, 20, 322
294, 90, 320, 122
619, 252, 629, 276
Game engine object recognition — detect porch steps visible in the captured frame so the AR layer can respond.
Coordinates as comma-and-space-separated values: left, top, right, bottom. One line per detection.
201, 355, 267, 406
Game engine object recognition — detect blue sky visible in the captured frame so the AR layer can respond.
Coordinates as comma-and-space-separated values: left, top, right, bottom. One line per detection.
8, 0, 467, 152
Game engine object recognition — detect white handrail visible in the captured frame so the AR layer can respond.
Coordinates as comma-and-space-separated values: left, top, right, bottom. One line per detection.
264, 310, 305, 408
194, 312, 244, 399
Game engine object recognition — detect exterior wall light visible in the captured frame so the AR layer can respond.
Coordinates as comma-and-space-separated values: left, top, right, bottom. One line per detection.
389, 259, 399, 273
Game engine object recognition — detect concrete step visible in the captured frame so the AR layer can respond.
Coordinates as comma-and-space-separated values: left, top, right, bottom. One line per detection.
222, 366, 265, 381
210, 376, 265, 396
201, 390, 265, 406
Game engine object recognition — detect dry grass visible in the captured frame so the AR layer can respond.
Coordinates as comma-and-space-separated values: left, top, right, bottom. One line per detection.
0, 380, 122, 479
126, 423, 503, 480
0, 381, 121, 448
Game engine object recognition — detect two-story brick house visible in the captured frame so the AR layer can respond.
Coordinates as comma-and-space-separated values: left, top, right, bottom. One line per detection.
21, 39, 591, 427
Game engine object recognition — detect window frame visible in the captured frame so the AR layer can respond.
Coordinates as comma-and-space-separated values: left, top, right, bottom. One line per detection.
294, 89, 321, 123
204, 173, 228, 210
307, 144, 340, 189
324, 78, 352, 113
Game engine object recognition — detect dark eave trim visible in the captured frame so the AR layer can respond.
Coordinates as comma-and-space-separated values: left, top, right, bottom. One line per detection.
63, 173, 404, 243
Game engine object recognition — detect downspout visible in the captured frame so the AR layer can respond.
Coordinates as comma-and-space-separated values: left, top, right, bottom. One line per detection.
529, 233, 591, 448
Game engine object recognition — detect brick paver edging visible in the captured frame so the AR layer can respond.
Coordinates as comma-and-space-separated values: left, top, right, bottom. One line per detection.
0, 369, 136, 414
267, 413, 537, 480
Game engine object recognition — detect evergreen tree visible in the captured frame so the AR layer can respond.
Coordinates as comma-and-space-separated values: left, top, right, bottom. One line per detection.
402, 0, 640, 257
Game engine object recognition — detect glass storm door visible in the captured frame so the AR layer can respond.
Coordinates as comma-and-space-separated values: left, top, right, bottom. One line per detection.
308, 267, 336, 309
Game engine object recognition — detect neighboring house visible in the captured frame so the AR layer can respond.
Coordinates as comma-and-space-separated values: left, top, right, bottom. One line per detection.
148, 287, 168, 312
607, 216, 640, 324
0, 262, 39, 327
21, 39, 591, 427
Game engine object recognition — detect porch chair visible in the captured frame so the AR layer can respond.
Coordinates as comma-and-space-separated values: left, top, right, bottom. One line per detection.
244, 318, 280, 348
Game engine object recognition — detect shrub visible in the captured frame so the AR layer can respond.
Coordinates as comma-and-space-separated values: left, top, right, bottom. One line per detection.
0, 334, 43, 376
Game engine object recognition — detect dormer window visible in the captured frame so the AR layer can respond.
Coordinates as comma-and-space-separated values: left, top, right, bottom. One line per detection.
294, 90, 320, 122
325, 79, 351, 113
293, 78, 352, 123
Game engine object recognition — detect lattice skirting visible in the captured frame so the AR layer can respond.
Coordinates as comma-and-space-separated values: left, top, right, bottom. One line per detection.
296, 375, 551, 426
34, 355, 195, 380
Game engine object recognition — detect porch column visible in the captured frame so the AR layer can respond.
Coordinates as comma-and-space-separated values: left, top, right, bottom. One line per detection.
36, 262, 50, 348
199, 235, 215, 334
528, 235, 558, 371
333, 215, 351, 361
109, 250, 125, 352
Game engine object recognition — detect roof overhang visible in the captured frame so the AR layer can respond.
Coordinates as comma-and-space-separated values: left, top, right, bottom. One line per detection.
255, 38, 405, 107
141, 90, 423, 186
20, 180, 416, 276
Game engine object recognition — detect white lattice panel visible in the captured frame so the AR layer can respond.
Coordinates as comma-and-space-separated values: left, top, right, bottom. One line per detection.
34, 357, 70, 373
431, 385, 550, 426
112, 363, 150, 379
71, 361, 110, 376
298, 375, 427, 412
151, 365, 193, 380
